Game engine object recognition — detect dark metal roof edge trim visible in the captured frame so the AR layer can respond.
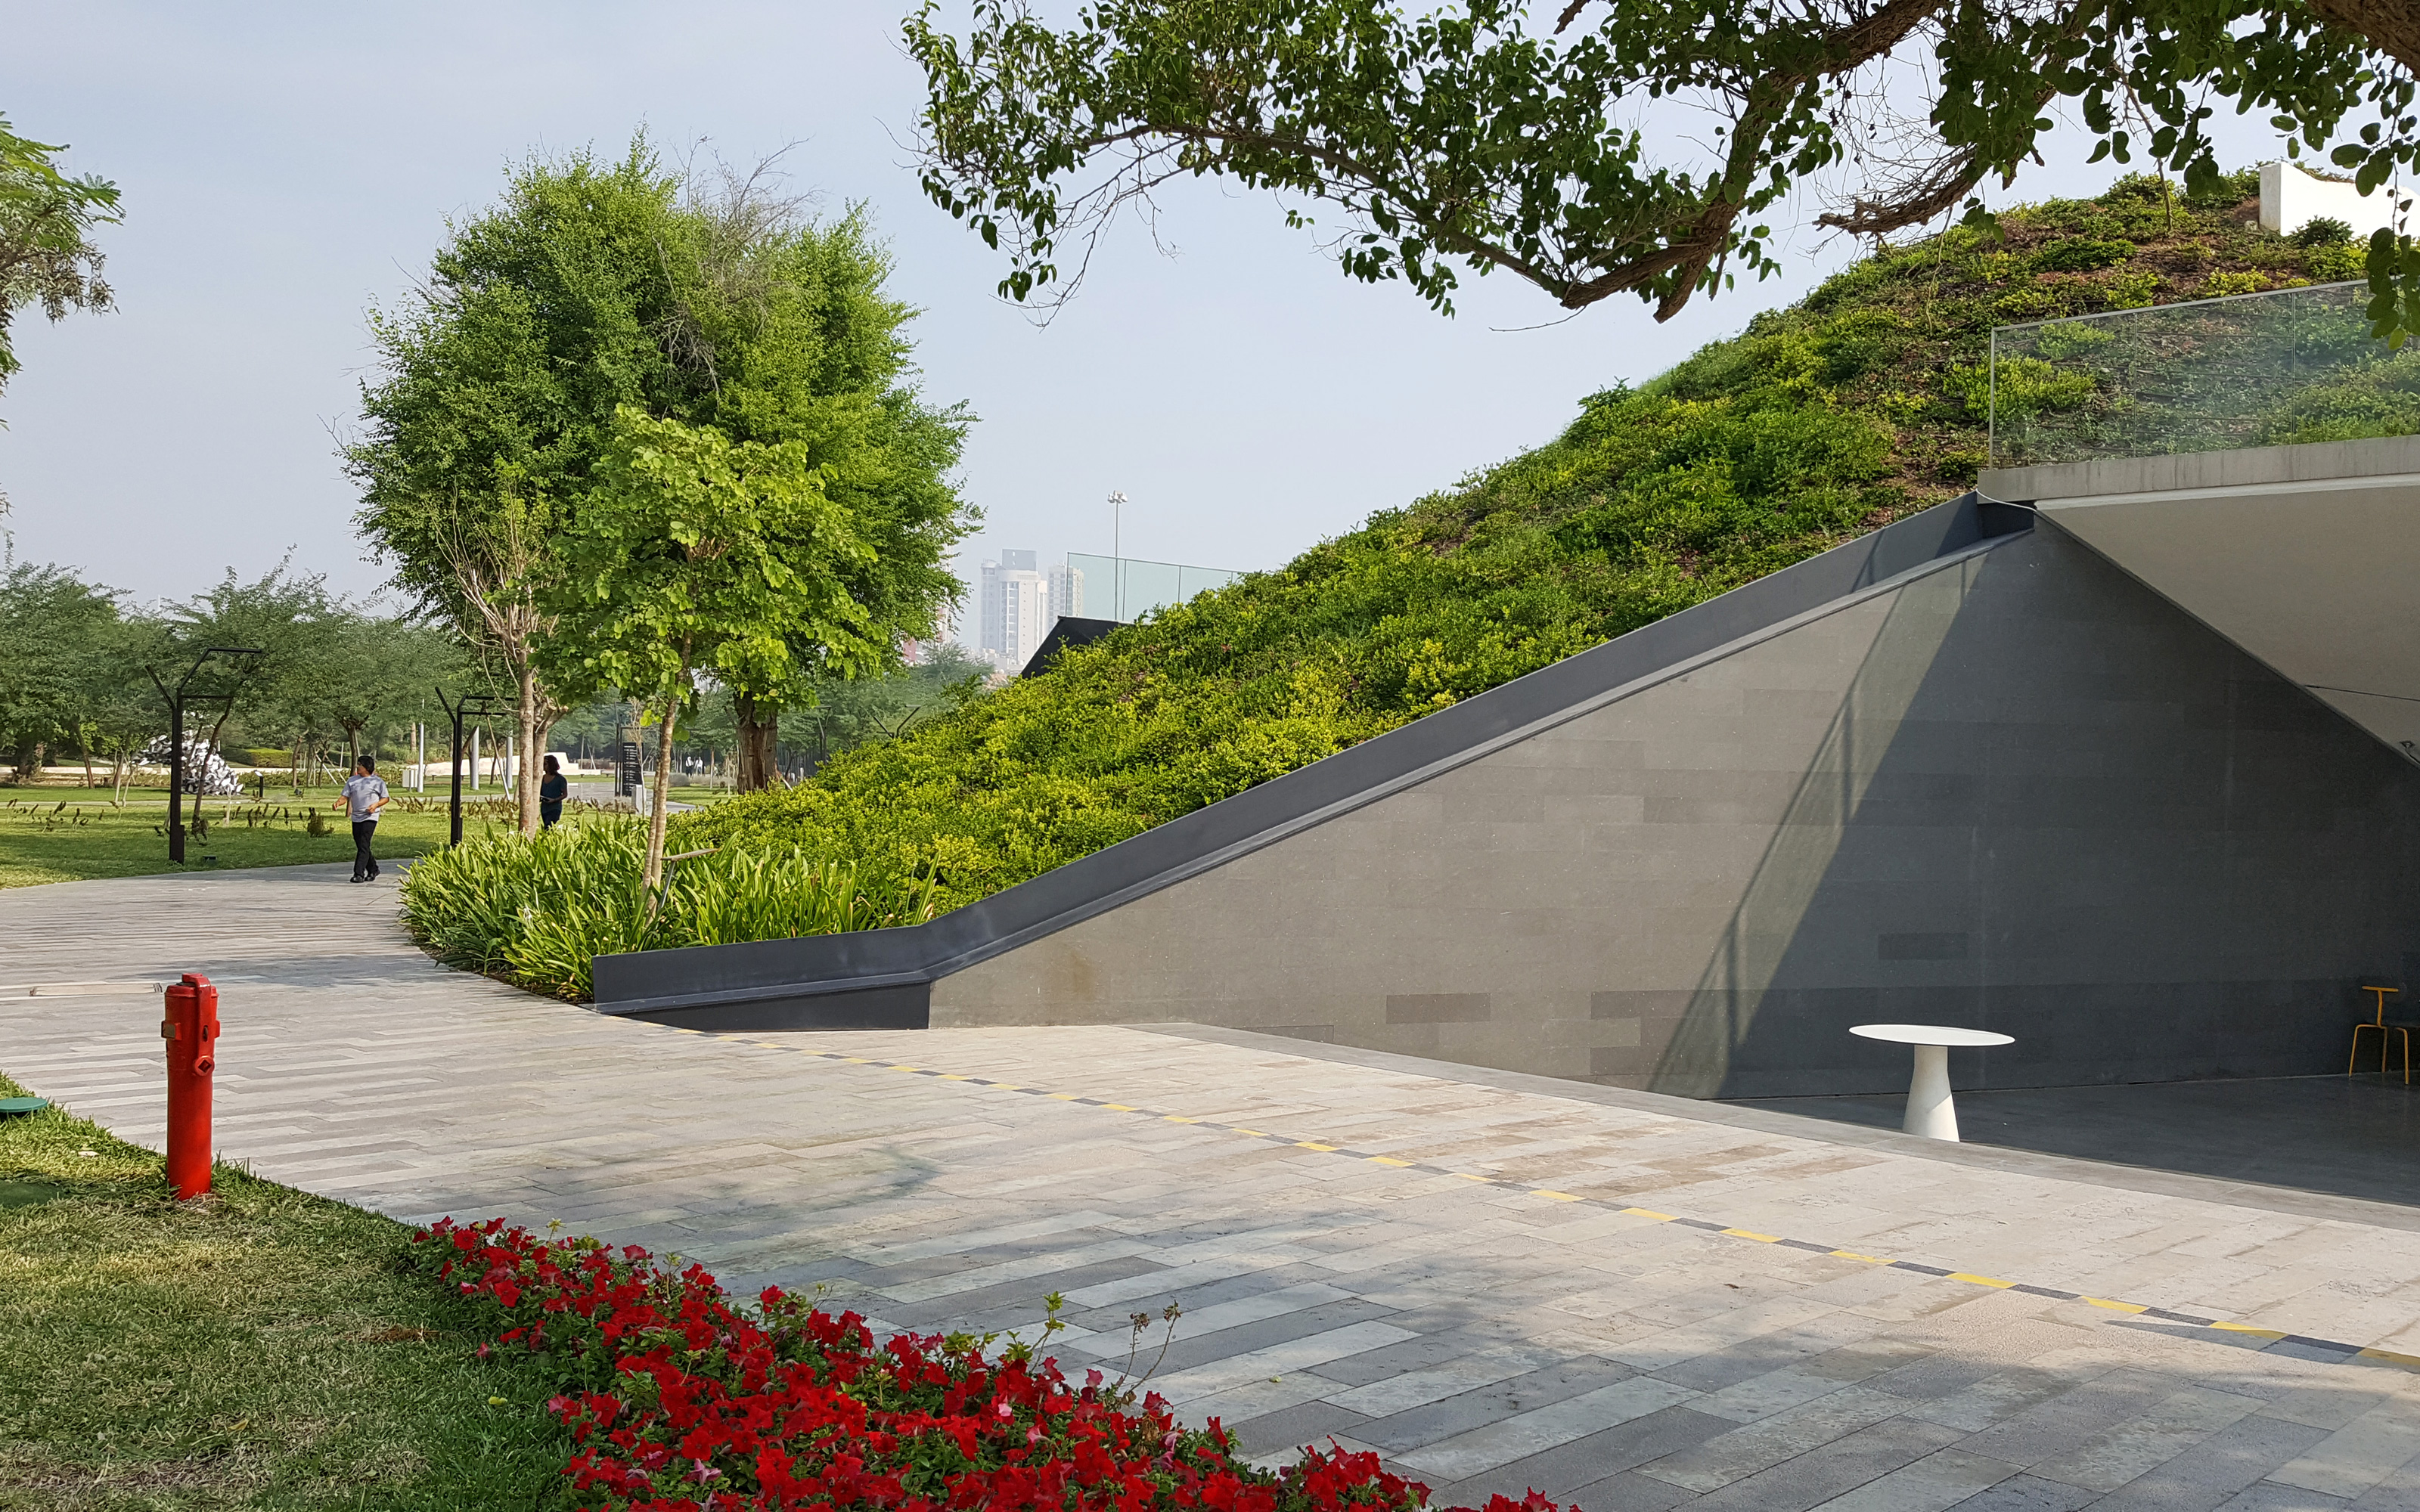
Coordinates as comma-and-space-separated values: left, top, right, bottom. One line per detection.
590, 968, 934, 1018
591, 493, 2025, 1012
916, 523, 2026, 981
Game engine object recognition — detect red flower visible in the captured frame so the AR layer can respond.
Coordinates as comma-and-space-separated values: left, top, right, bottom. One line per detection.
405, 1221, 1562, 1512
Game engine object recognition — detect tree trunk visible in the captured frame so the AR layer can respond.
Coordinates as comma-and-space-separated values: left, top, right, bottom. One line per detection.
516, 662, 541, 835
734, 691, 780, 792
643, 689, 681, 896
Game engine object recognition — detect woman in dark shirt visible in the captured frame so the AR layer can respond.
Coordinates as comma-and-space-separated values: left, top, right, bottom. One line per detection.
539, 754, 569, 828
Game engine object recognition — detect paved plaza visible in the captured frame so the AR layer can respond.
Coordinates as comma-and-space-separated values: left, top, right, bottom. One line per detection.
8, 868, 2420, 1512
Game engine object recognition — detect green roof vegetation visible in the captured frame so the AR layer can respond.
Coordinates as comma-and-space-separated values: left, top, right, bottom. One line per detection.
383, 168, 2420, 999
666, 169, 2403, 918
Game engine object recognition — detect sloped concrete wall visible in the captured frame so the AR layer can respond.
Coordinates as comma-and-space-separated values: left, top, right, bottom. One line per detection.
930, 522, 2420, 1096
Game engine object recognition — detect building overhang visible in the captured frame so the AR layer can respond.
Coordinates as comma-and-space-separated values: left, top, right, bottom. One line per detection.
1983, 436, 2420, 758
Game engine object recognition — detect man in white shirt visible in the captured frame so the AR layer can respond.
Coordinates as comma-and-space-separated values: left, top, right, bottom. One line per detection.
342, 756, 390, 884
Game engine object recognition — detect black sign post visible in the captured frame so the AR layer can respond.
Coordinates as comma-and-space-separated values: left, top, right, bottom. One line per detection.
145, 646, 264, 863
434, 687, 513, 847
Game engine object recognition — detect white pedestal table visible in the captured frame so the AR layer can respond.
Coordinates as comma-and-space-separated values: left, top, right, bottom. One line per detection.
1848, 1023, 2014, 1142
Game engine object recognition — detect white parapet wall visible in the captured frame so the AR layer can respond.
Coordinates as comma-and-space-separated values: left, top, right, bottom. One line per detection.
2260, 160, 2408, 238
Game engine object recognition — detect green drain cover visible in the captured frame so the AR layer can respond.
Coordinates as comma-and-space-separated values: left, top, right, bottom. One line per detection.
0, 1097, 48, 1117
0, 1179, 66, 1210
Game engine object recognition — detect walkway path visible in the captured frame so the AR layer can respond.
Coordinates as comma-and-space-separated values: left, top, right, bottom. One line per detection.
6, 866, 2420, 1512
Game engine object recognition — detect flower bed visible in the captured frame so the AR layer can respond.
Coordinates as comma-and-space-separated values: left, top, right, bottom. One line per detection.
411, 1218, 1568, 1512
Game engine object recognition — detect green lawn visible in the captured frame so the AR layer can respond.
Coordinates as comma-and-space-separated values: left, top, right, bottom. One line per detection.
0, 788, 524, 891
0, 1072, 571, 1510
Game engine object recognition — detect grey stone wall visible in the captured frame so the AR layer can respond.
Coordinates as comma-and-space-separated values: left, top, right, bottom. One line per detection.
930, 522, 2420, 1097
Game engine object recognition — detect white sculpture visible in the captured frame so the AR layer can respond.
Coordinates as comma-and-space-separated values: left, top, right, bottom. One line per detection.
138, 736, 244, 796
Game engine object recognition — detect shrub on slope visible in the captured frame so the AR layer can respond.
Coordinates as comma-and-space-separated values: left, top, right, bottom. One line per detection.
675, 171, 2389, 919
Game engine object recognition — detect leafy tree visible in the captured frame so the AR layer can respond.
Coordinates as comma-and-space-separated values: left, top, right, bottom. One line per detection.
539, 407, 880, 891
0, 113, 117, 442
349, 138, 975, 832
149, 563, 337, 807
0, 556, 120, 781
316, 615, 466, 771
77, 615, 166, 801
906, 0, 2420, 335
347, 144, 674, 835
777, 643, 988, 773
667, 184, 976, 788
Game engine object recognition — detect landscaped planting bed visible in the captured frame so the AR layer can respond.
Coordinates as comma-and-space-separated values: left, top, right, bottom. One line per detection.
415, 1216, 1565, 1512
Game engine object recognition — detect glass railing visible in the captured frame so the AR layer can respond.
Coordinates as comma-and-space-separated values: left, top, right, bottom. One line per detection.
1063, 553, 1246, 622
1987, 280, 2420, 468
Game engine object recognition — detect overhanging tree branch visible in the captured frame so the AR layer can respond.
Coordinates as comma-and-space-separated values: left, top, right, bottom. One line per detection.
908, 0, 2406, 328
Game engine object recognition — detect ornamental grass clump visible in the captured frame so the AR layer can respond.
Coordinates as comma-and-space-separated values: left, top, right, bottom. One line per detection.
412, 1216, 1567, 1512
399, 818, 939, 999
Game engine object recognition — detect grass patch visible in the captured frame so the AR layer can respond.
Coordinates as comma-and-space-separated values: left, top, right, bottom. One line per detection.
0, 1070, 572, 1510
0, 789, 539, 891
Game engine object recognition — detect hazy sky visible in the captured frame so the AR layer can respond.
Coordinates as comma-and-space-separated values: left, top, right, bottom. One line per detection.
0, 3, 2295, 636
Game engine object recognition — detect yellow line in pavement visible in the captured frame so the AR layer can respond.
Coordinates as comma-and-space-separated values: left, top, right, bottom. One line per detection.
732, 1033, 2391, 1371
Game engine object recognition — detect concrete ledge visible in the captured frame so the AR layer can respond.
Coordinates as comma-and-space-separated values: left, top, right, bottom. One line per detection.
1983, 433, 2420, 505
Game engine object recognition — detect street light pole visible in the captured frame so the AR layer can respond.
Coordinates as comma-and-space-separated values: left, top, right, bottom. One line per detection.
145, 646, 264, 865
1108, 490, 1128, 621
434, 687, 513, 847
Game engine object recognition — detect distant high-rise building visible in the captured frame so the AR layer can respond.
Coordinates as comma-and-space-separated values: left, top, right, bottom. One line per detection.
1047, 561, 1084, 622
979, 551, 1051, 671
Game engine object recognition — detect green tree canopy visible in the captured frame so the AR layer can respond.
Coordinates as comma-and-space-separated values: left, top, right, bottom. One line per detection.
908, 0, 2416, 327
142, 562, 353, 801
0, 113, 117, 420
540, 407, 881, 888
347, 135, 974, 819
0, 555, 120, 780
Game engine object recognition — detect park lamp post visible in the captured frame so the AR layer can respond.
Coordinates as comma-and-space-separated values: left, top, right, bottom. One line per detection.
434, 686, 513, 847
1108, 490, 1128, 621
145, 646, 264, 865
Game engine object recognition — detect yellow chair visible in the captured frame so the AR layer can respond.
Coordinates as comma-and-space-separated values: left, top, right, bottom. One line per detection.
2350, 985, 2410, 1083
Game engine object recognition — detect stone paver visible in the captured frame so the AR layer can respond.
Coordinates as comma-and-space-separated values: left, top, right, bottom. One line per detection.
8, 866, 2420, 1512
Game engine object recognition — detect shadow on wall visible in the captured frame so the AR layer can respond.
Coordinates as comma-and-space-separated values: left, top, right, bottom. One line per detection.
1647, 522, 2420, 1100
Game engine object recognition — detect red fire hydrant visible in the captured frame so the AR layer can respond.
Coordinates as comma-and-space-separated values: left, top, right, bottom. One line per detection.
162, 973, 219, 1199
